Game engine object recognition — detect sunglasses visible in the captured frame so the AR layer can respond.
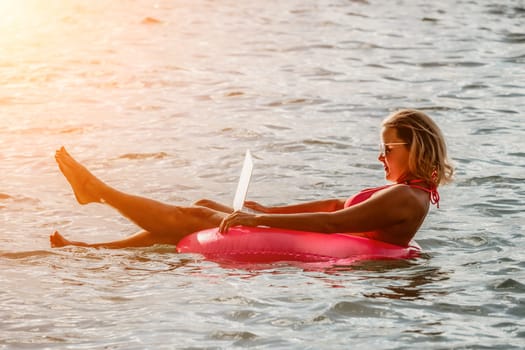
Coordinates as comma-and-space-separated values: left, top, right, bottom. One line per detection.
379, 142, 408, 156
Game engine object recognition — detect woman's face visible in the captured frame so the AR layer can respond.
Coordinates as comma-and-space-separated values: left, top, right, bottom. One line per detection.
378, 127, 411, 182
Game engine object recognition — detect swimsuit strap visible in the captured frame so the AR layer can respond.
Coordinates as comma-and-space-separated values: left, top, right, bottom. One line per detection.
398, 179, 440, 208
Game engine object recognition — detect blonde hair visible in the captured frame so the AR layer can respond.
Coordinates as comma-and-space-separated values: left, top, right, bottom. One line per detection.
383, 109, 454, 187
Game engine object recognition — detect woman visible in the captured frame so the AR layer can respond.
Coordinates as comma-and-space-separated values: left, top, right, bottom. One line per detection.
50, 109, 453, 249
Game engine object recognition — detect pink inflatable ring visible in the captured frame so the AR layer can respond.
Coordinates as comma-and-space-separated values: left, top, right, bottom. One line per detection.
176, 226, 420, 264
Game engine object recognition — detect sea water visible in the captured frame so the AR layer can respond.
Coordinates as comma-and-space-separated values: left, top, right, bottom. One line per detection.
0, 0, 523, 349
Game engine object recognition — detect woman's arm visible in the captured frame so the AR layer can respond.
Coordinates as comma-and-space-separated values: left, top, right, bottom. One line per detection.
219, 185, 421, 235
244, 198, 346, 214
192, 198, 346, 214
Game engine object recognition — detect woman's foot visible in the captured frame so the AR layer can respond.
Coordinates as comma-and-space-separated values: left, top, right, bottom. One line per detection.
55, 147, 104, 204
50, 231, 75, 248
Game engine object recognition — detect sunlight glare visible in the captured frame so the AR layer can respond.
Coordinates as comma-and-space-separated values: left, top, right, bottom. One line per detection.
0, 1, 34, 29
0, 0, 67, 45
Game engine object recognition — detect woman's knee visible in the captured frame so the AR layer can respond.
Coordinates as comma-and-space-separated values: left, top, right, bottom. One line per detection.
192, 199, 233, 213
192, 198, 215, 207
183, 206, 224, 227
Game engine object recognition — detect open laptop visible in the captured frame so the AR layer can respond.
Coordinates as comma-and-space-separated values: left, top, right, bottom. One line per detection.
232, 150, 253, 211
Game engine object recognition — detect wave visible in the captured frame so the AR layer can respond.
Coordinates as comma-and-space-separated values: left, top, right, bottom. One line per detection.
0, 250, 58, 260
116, 152, 168, 160
456, 175, 524, 187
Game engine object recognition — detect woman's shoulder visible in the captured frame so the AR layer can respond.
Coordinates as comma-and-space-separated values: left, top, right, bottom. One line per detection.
377, 183, 430, 214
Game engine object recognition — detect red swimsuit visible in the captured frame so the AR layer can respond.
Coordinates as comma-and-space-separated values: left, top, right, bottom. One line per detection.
344, 180, 440, 208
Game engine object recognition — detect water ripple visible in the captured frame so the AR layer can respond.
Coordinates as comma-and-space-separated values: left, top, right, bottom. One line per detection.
492, 279, 525, 293
116, 152, 168, 160
0, 0, 523, 348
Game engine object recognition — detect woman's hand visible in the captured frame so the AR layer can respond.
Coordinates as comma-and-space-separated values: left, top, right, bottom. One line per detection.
244, 201, 271, 213
219, 211, 259, 233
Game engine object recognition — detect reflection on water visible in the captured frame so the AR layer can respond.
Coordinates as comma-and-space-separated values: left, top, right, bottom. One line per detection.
317, 257, 452, 301
363, 265, 450, 301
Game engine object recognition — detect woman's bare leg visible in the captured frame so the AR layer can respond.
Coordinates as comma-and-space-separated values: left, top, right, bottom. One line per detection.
50, 230, 170, 248
52, 147, 228, 248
